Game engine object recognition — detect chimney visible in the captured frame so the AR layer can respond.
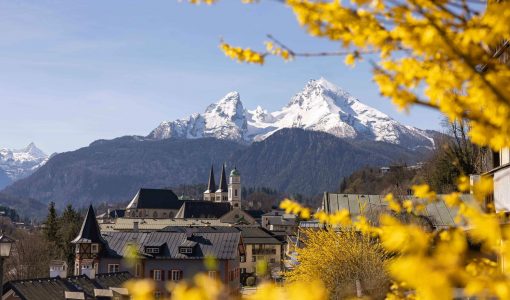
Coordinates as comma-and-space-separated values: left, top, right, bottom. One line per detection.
133, 221, 139, 232
49, 260, 68, 278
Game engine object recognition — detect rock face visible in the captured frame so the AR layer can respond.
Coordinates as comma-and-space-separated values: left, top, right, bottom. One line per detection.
149, 78, 435, 149
0, 142, 48, 188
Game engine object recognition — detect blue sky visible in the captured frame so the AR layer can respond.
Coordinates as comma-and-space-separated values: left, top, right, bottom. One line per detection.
0, 0, 443, 154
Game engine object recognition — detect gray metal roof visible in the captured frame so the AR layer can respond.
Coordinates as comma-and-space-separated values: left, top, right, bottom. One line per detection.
236, 227, 283, 245
101, 227, 241, 260
322, 193, 476, 229
4, 272, 131, 300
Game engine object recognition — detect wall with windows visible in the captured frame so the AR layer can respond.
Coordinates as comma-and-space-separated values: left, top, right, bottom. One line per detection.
125, 208, 179, 219
97, 258, 240, 296
240, 244, 282, 275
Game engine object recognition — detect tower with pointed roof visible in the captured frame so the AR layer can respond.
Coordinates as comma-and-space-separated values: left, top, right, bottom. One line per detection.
228, 167, 242, 209
71, 205, 107, 276
215, 164, 228, 202
203, 165, 216, 201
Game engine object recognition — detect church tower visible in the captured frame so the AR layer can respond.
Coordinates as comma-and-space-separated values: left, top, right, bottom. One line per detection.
203, 165, 216, 201
215, 164, 228, 202
228, 167, 241, 209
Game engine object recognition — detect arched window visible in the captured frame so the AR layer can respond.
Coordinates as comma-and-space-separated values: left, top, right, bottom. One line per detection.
153, 211, 158, 218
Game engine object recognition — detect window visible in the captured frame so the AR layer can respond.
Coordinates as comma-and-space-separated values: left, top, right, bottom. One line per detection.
179, 247, 193, 254
91, 244, 99, 253
135, 263, 142, 277
153, 211, 158, 218
208, 271, 217, 279
153, 270, 162, 281
240, 255, 246, 263
270, 258, 276, 263
170, 270, 182, 281
94, 263, 99, 273
146, 247, 160, 254
241, 268, 246, 274
235, 189, 238, 197
108, 264, 119, 273
252, 256, 256, 262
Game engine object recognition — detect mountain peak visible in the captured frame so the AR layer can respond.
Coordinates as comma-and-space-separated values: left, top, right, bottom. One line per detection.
20, 142, 47, 159
149, 78, 435, 149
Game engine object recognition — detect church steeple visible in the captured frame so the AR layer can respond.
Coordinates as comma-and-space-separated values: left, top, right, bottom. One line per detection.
204, 165, 216, 201
217, 164, 228, 193
215, 164, 228, 202
206, 165, 216, 193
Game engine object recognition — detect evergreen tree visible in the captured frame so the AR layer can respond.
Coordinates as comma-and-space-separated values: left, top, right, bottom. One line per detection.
57, 204, 83, 274
43, 202, 58, 244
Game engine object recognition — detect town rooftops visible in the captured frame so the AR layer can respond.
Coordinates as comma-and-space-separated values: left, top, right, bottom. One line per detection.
2, 272, 131, 300
101, 226, 241, 260
175, 201, 231, 219
126, 188, 183, 210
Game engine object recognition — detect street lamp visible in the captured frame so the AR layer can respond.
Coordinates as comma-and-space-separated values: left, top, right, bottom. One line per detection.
0, 234, 14, 295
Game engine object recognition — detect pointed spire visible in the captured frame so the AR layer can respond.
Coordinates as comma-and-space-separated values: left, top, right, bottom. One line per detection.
206, 165, 216, 193
71, 205, 106, 244
217, 164, 228, 192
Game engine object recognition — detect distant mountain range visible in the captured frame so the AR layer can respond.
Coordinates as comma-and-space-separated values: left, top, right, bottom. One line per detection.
149, 78, 435, 150
0, 143, 49, 189
0, 78, 439, 215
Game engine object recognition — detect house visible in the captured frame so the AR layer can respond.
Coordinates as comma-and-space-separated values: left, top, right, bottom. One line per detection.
485, 147, 510, 212
261, 210, 298, 234
236, 227, 284, 283
72, 206, 243, 296
2, 272, 131, 300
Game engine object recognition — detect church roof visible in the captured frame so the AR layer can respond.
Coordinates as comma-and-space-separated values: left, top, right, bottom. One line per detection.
175, 201, 231, 219
126, 188, 183, 210
216, 164, 228, 193
71, 205, 107, 244
205, 165, 216, 193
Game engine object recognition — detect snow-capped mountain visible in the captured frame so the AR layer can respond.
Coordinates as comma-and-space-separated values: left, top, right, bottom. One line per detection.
148, 92, 248, 142
0, 142, 49, 185
149, 78, 435, 149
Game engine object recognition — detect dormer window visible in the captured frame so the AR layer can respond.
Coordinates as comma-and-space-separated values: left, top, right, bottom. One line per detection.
146, 247, 160, 254
91, 244, 99, 253
179, 247, 193, 254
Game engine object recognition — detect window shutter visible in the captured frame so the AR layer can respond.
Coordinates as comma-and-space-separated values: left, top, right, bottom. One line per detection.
150, 270, 154, 279
161, 270, 165, 281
